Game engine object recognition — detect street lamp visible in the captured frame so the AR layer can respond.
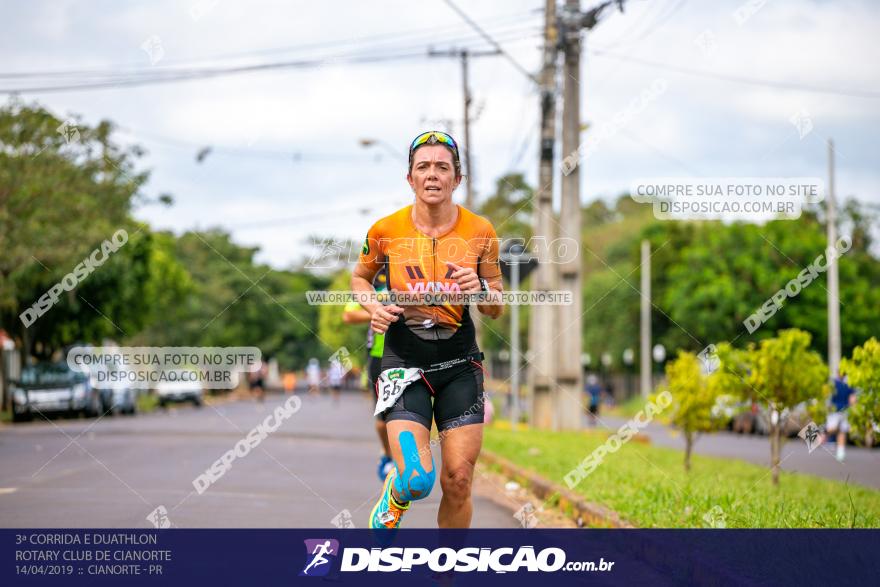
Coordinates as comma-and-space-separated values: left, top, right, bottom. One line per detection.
652, 344, 666, 364
581, 353, 591, 369
652, 344, 666, 391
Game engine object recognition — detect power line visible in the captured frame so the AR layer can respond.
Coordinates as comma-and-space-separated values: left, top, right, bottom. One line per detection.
234, 206, 377, 230
441, 0, 539, 85
0, 28, 541, 94
0, 52, 416, 93
120, 127, 371, 163
158, 9, 540, 70
0, 18, 540, 80
590, 49, 880, 99
597, 0, 684, 50
617, 0, 686, 45
508, 120, 540, 173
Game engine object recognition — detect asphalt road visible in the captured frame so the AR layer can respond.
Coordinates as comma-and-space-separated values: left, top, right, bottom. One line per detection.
0, 390, 520, 529
590, 413, 880, 489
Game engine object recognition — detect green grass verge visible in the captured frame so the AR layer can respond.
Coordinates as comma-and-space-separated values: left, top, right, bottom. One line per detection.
483, 424, 880, 528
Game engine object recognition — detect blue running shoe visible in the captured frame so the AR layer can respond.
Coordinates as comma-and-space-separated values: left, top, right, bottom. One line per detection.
369, 469, 409, 530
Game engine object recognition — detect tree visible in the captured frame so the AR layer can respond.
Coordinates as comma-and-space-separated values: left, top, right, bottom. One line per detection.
0, 98, 146, 313
3, 229, 191, 361
840, 337, 880, 447
578, 203, 880, 367
317, 270, 370, 367
581, 194, 656, 370
478, 173, 533, 243
134, 229, 325, 371
746, 329, 828, 485
662, 351, 732, 471
0, 99, 185, 409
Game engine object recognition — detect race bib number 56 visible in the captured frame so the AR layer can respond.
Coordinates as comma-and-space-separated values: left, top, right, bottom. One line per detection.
374, 368, 423, 416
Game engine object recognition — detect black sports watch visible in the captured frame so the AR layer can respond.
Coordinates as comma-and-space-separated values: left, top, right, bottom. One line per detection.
479, 278, 490, 292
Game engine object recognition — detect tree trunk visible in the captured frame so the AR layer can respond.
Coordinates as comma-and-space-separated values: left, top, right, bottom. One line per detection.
770, 421, 781, 486
866, 427, 874, 449
684, 431, 693, 472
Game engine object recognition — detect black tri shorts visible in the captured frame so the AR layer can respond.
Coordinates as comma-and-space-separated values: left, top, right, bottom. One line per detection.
380, 310, 485, 432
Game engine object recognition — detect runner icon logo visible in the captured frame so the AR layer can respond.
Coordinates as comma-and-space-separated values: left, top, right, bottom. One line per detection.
300, 539, 340, 577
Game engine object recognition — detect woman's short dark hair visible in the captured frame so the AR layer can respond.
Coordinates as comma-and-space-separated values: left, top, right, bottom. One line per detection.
408, 132, 462, 177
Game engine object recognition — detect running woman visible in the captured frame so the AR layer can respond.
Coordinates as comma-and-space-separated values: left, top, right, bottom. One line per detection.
343, 267, 394, 481
352, 131, 503, 530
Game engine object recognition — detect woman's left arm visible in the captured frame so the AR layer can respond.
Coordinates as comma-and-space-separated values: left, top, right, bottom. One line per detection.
476, 227, 503, 319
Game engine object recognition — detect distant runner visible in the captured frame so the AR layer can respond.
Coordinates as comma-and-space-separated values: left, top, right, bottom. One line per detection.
327, 356, 344, 403
306, 358, 321, 396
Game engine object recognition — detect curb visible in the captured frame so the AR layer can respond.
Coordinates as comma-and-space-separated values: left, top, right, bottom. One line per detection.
479, 450, 634, 528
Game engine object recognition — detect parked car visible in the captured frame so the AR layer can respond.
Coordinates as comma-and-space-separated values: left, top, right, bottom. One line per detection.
9, 362, 101, 422
63, 342, 113, 414
730, 400, 760, 435
107, 369, 139, 415
781, 402, 812, 437
750, 403, 810, 437
156, 370, 204, 407
86, 363, 139, 415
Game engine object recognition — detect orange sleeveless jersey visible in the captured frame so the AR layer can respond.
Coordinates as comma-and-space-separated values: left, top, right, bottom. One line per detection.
358, 205, 502, 339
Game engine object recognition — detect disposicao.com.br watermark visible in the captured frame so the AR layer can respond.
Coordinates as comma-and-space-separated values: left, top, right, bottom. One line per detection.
631, 177, 824, 221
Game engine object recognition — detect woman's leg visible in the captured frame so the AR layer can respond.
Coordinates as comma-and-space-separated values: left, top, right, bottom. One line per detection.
437, 422, 482, 528
385, 419, 434, 502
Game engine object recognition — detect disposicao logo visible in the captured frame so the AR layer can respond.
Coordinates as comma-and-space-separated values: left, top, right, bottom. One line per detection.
300, 539, 339, 577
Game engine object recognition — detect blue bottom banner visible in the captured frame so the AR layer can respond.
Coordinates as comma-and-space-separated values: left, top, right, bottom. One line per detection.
4, 529, 878, 585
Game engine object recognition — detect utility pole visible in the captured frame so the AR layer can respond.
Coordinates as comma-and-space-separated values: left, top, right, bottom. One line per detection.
827, 139, 841, 378
529, 0, 559, 429
640, 240, 651, 397
553, 0, 624, 428
428, 48, 499, 210
555, 0, 585, 430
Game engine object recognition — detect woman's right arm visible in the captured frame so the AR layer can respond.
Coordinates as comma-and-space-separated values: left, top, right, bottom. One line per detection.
351, 264, 383, 318
351, 264, 403, 334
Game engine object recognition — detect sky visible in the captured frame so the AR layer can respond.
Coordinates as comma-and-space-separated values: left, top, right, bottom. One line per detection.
3, 0, 878, 269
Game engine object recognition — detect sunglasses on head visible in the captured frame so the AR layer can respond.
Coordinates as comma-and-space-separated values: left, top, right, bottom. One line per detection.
409, 131, 459, 154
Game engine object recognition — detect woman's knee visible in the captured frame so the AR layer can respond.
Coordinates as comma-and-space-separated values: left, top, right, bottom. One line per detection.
440, 465, 473, 500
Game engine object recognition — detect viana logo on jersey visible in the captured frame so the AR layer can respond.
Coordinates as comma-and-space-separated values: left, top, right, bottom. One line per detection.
405, 281, 461, 293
